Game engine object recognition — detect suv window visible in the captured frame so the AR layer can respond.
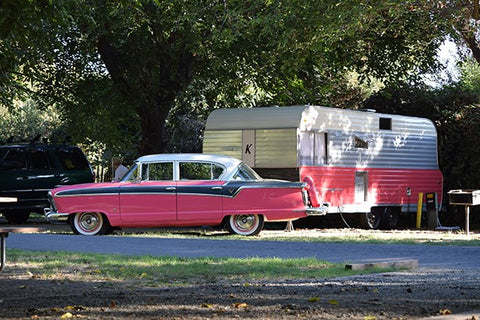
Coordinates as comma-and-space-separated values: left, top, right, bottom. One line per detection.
30, 149, 53, 169
54, 148, 90, 171
0, 149, 28, 171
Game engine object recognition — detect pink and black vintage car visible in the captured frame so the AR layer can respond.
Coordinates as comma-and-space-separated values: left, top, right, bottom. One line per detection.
45, 154, 321, 236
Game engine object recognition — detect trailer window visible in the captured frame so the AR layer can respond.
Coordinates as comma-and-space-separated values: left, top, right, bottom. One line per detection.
379, 118, 392, 130
299, 131, 327, 166
355, 136, 368, 149
299, 132, 314, 165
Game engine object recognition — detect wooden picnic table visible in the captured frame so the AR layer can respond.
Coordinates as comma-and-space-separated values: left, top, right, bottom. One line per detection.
0, 227, 45, 272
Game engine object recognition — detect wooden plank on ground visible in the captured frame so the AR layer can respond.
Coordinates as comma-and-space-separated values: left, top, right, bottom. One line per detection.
345, 259, 419, 271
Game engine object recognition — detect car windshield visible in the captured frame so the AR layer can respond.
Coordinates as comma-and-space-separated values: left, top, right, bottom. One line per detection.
121, 163, 140, 182
232, 163, 262, 181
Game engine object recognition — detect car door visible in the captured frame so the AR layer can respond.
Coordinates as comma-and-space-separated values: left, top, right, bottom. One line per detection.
176, 161, 224, 221
119, 161, 177, 224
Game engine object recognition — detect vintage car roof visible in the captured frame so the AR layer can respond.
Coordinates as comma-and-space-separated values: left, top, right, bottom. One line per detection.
135, 153, 242, 166
134, 153, 245, 180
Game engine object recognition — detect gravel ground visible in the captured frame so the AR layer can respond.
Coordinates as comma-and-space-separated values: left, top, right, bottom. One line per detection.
1, 267, 479, 319
1, 219, 479, 319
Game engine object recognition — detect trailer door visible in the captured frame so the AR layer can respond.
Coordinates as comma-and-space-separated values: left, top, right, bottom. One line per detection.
355, 171, 368, 203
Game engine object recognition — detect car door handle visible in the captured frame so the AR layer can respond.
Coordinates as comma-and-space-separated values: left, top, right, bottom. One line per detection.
166, 187, 176, 191
211, 186, 222, 190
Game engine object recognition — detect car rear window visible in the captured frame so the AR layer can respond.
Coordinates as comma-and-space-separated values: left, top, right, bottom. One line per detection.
54, 148, 90, 171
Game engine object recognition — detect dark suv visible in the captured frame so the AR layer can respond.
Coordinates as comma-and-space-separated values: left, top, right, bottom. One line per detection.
0, 144, 95, 223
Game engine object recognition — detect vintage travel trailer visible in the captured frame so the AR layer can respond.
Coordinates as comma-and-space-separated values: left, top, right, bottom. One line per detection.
203, 105, 443, 229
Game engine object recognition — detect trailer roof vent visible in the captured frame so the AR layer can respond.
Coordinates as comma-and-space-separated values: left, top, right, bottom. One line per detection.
379, 117, 392, 130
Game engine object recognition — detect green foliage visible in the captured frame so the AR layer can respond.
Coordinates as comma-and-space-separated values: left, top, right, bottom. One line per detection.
1, 0, 460, 156
2, 0, 480, 190
0, 99, 62, 143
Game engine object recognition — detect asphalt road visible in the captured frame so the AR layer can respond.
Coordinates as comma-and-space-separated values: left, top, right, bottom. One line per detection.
6, 232, 480, 270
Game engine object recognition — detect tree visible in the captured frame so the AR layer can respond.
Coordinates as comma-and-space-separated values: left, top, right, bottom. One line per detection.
1, 0, 458, 155
448, 0, 480, 63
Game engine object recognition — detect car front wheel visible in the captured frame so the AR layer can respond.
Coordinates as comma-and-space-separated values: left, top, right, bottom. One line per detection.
228, 214, 264, 236
70, 212, 110, 236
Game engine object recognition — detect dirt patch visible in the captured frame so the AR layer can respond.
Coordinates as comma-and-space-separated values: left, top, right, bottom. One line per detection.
1, 267, 480, 319
1, 225, 480, 319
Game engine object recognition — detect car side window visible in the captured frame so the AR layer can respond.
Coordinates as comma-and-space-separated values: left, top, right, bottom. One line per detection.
142, 162, 173, 181
179, 162, 224, 180
0, 149, 28, 171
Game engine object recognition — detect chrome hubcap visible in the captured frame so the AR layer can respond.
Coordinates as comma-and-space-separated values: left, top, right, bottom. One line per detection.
235, 215, 256, 231
79, 213, 100, 232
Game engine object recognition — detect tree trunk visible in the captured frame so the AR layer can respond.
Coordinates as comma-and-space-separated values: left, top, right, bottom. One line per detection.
98, 36, 174, 155
136, 101, 171, 155
461, 1, 480, 64
461, 31, 480, 64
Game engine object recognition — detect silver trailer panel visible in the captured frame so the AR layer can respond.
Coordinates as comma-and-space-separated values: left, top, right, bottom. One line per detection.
203, 105, 439, 170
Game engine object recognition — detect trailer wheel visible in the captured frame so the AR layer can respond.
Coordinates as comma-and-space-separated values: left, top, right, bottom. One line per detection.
360, 210, 381, 229
380, 207, 399, 230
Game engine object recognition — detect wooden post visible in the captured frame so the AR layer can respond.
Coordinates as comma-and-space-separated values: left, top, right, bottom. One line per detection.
465, 205, 470, 236
416, 192, 423, 229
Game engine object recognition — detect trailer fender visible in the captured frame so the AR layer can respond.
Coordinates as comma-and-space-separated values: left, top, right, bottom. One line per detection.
303, 176, 320, 207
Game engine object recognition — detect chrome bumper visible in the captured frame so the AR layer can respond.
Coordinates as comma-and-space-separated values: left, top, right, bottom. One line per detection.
306, 205, 329, 215
44, 208, 69, 221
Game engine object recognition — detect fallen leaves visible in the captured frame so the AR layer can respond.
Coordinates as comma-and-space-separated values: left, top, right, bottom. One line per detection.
233, 302, 249, 309
28, 306, 87, 319
439, 308, 452, 315
306, 297, 340, 305
27, 271, 41, 279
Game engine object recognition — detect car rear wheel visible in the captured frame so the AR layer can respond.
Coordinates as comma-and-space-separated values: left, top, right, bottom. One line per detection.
228, 214, 264, 236
70, 212, 110, 236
